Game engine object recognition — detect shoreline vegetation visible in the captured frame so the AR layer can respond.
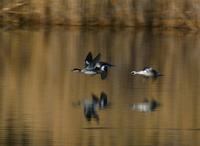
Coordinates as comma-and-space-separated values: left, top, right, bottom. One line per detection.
0, 1, 200, 30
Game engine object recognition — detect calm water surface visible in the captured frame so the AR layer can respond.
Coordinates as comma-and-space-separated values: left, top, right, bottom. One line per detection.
0, 27, 200, 146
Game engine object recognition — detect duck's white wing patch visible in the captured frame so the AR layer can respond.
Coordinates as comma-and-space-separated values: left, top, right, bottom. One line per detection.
85, 60, 90, 65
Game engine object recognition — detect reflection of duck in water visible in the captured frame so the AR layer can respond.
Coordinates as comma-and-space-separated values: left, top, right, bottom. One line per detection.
131, 67, 162, 78
83, 97, 99, 122
74, 92, 109, 122
72, 52, 114, 80
130, 99, 160, 112
92, 92, 109, 109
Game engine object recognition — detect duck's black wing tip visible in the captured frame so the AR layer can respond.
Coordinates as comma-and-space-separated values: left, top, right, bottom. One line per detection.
93, 53, 101, 64
100, 71, 108, 80
85, 52, 93, 66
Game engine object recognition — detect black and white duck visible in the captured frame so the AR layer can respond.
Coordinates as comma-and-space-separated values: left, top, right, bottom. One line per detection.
72, 52, 114, 80
72, 52, 100, 75
131, 67, 162, 78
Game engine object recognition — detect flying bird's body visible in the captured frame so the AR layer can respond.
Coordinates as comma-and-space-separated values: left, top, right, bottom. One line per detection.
72, 52, 114, 80
131, 67, 162, 78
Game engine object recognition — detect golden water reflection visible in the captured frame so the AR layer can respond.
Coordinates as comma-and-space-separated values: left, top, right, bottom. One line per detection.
0, 27, 200, 146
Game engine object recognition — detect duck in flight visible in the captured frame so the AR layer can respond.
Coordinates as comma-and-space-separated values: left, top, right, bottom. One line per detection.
131, 67, 162, 78
72, 52, 114, 80
72, 52, 100, 75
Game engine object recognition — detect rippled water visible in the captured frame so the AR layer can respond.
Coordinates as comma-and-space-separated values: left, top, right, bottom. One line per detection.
0, 27, 200, 146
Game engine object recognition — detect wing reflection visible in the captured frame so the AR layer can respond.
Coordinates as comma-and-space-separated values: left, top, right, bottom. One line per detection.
73, 92, 110, 122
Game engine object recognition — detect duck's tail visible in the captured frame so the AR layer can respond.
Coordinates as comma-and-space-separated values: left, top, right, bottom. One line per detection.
109, 64, 115, 67
157, 73, 164, 77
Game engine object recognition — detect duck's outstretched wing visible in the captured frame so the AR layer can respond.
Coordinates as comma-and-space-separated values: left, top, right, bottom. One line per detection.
85, 52, 93, 66
100, 70, 108, 80
93, 53, 101, 65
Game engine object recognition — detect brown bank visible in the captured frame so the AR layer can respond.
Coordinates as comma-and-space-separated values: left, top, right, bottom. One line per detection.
0, 0, 200, 29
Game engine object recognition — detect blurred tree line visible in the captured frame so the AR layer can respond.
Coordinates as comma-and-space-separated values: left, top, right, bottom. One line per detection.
0, 0, 200, 29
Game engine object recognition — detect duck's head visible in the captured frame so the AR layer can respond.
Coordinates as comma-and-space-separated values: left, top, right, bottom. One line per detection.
103, 64, 111, 71
72, 68, 81, 73
130, 71, 137, 75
